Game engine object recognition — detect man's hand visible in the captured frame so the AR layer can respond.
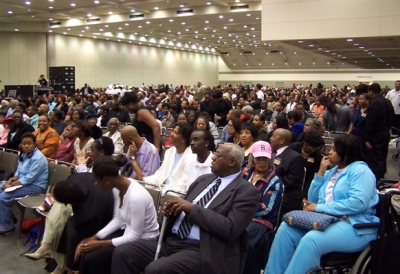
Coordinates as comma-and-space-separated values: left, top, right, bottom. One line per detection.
162, 198, 194, 217
128, 141, 138, 158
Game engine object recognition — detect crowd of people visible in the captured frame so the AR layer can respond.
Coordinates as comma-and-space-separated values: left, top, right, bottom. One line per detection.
0, 79, 397, 274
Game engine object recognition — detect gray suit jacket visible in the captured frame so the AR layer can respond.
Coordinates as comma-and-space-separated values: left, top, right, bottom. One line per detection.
166, 173, 259, 274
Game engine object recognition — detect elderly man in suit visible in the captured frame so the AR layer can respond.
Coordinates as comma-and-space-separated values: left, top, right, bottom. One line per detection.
111, 143, 259, 274
270, 128, 305, 215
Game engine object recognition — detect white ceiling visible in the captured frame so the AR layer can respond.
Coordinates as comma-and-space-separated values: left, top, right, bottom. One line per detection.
0, 0, 398, 70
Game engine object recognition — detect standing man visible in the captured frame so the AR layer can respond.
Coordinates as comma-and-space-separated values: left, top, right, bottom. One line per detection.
193, 82, 205, 102
38, 74, 49, 87
366, 83, 394, 182
80, 83, 93, 95
213, 90, 232, 127
111, 143, 259, 274
385, 80, 400, 130
269, 128, 305, 215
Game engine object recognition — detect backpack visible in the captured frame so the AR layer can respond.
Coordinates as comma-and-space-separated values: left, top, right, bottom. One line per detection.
20, 226, 43, 256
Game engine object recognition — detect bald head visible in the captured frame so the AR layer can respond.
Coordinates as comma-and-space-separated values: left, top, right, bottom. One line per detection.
120, 125, 140, 146
270, 128, 292, 151
275, 128, 293, 144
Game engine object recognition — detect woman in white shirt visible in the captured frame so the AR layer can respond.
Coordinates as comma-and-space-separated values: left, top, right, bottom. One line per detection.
184, 129, 214, 190
75, 156, 159, 274
103, 118, 124, 154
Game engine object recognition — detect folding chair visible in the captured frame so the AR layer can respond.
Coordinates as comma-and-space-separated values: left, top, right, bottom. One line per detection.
16, 162, 56, 238
137, 180, 162, 212
0, 148, 20, 177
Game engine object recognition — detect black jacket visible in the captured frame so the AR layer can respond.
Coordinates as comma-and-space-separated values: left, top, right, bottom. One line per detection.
6, 122, 35, 150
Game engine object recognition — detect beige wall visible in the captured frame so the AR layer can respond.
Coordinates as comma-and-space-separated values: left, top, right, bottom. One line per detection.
47, 34, 219, 88
262, 0, 400, 40
0, 32, 47, 89
219, 58, 400, 88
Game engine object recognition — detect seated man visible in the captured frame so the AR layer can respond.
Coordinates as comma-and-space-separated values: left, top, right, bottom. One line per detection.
111, 143, 259, 274
120, 125, 160, 179
269, 128, 305, 216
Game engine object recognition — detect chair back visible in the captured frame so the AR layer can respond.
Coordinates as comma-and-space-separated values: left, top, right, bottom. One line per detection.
274, 184, 285, 232
137, 180, 162, 211
46, 161, 57, 193
0, 149, 20, 175
52, 162, 73, 185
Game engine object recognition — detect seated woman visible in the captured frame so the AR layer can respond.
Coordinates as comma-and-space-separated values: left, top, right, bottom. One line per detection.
253, 114, 268, 142
51, 124, 76, 163
0, 133, 48, 233
0, 113, 12, 146
75, 156, 159, 274
85, 113, 102, 139
34, 115, 60, 158
53, 95, 69, 118
227, 118, 242, 145
70, 109, 85, 124
242, 141, 283, 274
141, 122, 193, 194
289, 129, 324, 198
194, 116, 220, 146
103, 118, 123, 154
183, 129, 215, 190
50, 109, 67, 136
265, 135, 379, 274
25, 136, 116, 273
240, 122, 258, 167
72, 120, 94, 165
6, 111, 35, 151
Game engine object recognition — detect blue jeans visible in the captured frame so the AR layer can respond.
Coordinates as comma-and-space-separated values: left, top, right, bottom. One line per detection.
0, 184, 45, 231
265, 221, 377, 274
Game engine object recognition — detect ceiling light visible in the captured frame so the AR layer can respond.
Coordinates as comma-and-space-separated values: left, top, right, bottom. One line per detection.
49, 17, 53, 20
168, 30, 171, 32
309, 44, 314, 47
108, 11, 113, 14
298, 40, 303, 43
79, 34, 82, 36
251, 27, 255, 30
219, 15, 223, 18
125, 23, 129, 26
130, 9, 135, 12
169, 19, 173, 22
223, 26, 227, 29
246, 13, 251, 16
87, 13, 92, 17
49, 0, 54, 2
347, 38, 353, 42
235, 0, 241, 2
181, 22, 185, 25
14, 28, 19, 31
105, 25, 109, 27
7, 11, 13, 14
118, 27, 122, 30
49, 6, 53, 9
359, 46, 364, 49
94, 1, 100, 3
85, 26, 89, 29
25, 1, 31, 4
63, 32, 67, 34
48, 30, 53, 32
294, 52, 297, 54
205, 20, 209, 23
99, 29, 103, 31
255, 17, 260, 20
70, 3, 76, 7
229, 18, 234, 22
154, 7, 159, 10
138, 25, 142, 28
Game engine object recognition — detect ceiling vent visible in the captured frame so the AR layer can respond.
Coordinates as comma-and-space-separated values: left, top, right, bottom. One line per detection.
49, 22, 61, 26
129, 13, 144, 19
87, 18, 100, 23
177, 9, 193, 15
231, 5, 249, 10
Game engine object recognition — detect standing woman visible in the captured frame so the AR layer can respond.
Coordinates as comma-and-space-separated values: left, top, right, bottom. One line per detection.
121, 93, 161, 151
0, 133, 48, 233
350, 93, 370, 153
34, 115, 60, 158
76, 156, 159, 274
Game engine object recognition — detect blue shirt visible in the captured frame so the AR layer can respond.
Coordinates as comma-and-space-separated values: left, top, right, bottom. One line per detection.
172, 171, 241, 240
15, 147, 48, 189
221, 125, 231, 143
48, 102, 56, 113
29, 114, 39, 129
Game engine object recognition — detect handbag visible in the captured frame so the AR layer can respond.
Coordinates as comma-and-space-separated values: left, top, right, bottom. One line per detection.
283, 210, 340, 231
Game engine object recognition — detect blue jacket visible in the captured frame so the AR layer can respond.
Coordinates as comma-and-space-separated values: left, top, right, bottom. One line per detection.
15, 147, 48, 190
309, 161, 379, 235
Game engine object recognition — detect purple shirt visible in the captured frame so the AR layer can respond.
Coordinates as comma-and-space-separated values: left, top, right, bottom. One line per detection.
127, 138, 160, 178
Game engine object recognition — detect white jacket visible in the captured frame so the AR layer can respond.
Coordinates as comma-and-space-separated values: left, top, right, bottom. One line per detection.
144, 146, 193, 194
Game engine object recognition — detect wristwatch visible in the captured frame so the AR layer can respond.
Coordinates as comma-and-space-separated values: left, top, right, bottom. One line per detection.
130, 156, 136, 161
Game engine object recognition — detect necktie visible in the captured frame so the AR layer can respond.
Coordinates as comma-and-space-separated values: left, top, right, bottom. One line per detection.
177, 179, 222, 239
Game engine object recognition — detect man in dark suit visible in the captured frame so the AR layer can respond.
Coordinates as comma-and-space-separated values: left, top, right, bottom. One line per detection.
80, 83, 93, 95
366, 83, 394, 182
270, 128, 305, 215
111, 143, 259, 274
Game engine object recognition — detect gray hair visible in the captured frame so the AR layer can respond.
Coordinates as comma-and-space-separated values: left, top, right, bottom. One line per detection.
11, 100, 19, 105
242, 105, 254, 114
306, 118, 322, 131
222, 143, 244, 170
1, 100, 9, 106
108, 117, 120, 125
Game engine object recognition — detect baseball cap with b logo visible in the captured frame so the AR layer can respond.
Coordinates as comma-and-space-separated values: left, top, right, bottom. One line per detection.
250, 141, 272, 159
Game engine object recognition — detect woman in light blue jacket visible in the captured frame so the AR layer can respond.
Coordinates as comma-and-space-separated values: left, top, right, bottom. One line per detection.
265, 134, 379, 274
